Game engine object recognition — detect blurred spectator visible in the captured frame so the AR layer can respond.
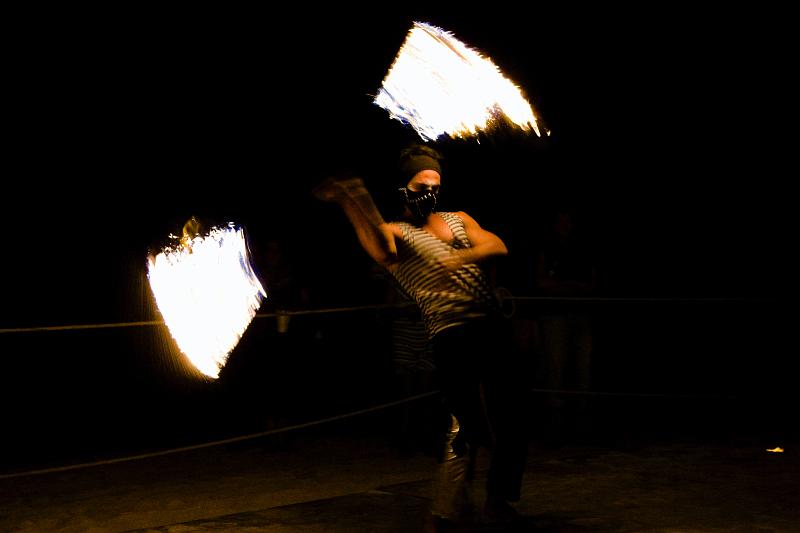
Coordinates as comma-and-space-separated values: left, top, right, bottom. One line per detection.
534, 205, 598, 442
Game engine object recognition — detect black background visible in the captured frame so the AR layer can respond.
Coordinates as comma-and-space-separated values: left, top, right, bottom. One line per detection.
1, 7, 793, 467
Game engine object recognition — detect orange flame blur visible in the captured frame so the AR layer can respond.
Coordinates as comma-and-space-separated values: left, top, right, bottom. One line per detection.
147, 221, 266, 379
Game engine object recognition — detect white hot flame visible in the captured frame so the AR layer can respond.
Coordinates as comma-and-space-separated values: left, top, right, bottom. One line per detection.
374, 21, 541, 141
147, 223, 266, 379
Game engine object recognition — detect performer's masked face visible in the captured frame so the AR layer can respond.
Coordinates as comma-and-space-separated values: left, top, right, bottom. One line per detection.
401, 170, 440, 223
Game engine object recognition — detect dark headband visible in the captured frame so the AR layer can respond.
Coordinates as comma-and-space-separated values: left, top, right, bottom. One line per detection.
399, 155, 441, 184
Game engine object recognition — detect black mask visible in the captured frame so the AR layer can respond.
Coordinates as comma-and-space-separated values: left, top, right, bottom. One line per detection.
400, 187, 438, 222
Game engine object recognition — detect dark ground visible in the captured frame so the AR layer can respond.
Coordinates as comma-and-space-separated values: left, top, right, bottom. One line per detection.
2, 298, 797, 532
2, 404, 798, 532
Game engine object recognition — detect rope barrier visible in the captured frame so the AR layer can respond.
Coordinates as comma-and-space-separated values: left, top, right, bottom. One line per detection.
0, 295, 763, 479
0, 296, 766, 335
511, 296, 768, 303
529, 388, 737, 400
0, 303, 416, 334
0, 383, 746, 480
0, 390, 440, 480
0, 320, 165, 334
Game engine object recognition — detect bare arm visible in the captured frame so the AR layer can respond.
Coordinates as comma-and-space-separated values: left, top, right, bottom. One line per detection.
438, 211, 508, 271
313, 177, 400, 268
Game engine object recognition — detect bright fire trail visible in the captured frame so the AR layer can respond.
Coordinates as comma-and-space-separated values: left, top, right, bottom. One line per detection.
374, 21, 542, 141
147, 222, 266, 379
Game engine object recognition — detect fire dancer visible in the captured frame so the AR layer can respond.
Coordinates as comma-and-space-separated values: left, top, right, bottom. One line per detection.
314, 144, 529, 528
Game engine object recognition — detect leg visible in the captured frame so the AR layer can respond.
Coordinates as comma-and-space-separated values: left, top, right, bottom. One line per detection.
430, 414, 476, 521
429, 326, 486, 522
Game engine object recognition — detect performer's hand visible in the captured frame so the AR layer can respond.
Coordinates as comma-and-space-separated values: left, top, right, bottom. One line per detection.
312, 175, 365, 203
436, 248, 467, 273
378, 223, 398, 263
423, 248, 463, 290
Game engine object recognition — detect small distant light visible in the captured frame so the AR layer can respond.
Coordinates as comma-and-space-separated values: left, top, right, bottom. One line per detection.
766, 447, 784, 453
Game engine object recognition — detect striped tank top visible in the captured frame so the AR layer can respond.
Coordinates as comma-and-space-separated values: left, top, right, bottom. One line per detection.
391, 212, 498, 339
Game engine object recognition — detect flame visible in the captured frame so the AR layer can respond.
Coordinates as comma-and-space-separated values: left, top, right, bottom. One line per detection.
147, 222, 266, 379
374, 21, 541, 141
180, 216, 202, 250
766, 447, 784, 453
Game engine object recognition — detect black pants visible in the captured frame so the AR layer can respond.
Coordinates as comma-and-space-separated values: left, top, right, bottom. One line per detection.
432, 316, 529, 505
